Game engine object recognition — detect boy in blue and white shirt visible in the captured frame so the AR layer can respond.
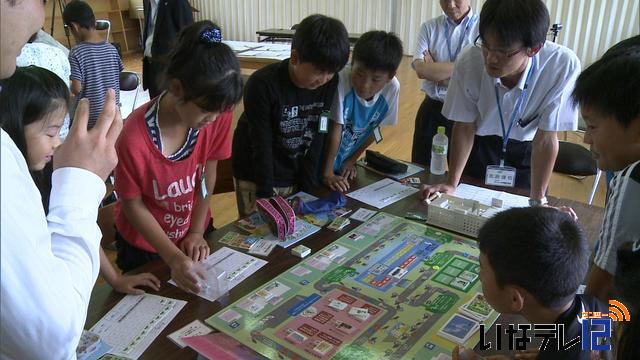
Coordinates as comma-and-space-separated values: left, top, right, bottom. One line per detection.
322, 31, 403, 192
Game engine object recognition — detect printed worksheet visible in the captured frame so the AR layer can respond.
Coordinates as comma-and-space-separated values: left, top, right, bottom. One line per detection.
89, 294, 186, 359
347, 178, 419, 209
455, 183, 529, 209
170, 247, 267, 302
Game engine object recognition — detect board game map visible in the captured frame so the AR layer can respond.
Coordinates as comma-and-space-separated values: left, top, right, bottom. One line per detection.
207, 213, 498, 359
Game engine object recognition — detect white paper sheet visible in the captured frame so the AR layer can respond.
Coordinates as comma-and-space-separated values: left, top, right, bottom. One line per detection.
455, 183, 529, 209
347, 178, 419, 209
169, 247, 267, 302
89, 294, 187, 359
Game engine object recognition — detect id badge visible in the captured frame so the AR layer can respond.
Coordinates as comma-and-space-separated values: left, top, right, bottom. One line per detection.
485, 165, 516, 187
373, 126, 383, 143
200, 173, 208, 199
318, 111, 329, 133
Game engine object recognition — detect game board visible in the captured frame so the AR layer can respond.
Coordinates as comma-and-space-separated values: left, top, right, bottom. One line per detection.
207, 213, 499, 359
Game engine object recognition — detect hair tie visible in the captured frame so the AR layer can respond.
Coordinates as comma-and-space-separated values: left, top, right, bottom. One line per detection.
200, 27, 222, 44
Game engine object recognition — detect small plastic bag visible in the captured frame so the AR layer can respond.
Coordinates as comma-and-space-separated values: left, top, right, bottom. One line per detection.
192, 262, 229, 302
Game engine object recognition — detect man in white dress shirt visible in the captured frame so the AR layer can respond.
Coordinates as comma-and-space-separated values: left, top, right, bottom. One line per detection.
411, 0, 478, 166
1, 0, 122, 358
422, 0, 580, 206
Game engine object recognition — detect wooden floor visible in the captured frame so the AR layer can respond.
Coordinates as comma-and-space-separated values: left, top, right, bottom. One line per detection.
100, 52, 606, 284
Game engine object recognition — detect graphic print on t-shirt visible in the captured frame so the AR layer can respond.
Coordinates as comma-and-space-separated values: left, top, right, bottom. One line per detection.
279, 102, 326, 159
151, 163, 205, 240
334, 90, 389, 171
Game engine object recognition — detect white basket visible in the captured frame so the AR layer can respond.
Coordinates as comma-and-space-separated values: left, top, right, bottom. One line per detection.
426, 194, 499, 238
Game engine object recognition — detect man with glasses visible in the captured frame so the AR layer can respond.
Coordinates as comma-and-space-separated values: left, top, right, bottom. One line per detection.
411, 0, 478, 166
421, 0, 580, 206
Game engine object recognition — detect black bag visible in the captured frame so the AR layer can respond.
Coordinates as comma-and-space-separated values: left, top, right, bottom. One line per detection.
365, 150, 408, 174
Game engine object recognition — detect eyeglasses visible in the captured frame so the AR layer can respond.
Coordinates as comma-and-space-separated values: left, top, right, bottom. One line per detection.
474, 36, 525, 59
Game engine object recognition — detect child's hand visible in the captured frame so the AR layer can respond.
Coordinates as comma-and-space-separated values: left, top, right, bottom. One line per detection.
323, 173, 350, 192
340, 161, 358, 180
168, 253, 201, 293
111, 272, 161, 295
180, 232, 211, 262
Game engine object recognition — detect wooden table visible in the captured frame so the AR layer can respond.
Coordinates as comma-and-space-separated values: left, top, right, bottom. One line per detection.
256, 28, 362, 44
223, 40, 290, 70
86, 166, 603, 359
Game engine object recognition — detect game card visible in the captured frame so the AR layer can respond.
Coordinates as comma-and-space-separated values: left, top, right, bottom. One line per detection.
460, 293, 493, 321
350, 208, 377, 222
291, 266, 312, 277
450, 277, 471, 291
167, 320, 212, 348
438, 314, 479, 344
328, 299, 348, 311
458, 270, 478, 282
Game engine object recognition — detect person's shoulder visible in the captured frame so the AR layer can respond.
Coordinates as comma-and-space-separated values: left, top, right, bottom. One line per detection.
576, 293, 608, 312
213, 109, 234, 128
389, 76, 400, 91
336, 65, 353, 92
379, 76, 400, 100
48, 44, 67, 58
246, 60, 284, 90
455, 45, 483, 73
625, 159, 640, 182
253, 60, 285, 80
69, 44, 82, 55
539, 41, 581, 70
119, 103, 150, 142
422, 15, 443, 30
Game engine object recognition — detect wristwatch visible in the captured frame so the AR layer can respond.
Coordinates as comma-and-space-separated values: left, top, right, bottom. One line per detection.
528, 197, 548, 206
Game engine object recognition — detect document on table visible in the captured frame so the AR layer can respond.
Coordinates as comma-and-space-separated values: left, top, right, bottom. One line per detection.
89, 294, 186, 359
455, 183, 529, 209
169, 247, 267, 302
347, 178, 419, 209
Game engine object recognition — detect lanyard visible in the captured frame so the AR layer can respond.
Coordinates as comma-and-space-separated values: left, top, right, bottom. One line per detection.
494, 56, 536, 166
443, 14, 475, 62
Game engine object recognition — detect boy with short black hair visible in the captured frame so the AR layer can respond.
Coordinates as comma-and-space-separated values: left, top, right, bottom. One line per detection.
455, 207, 606, 359
572, 35, 640, 302
422, 0, 580, 207
322, 30, 403, 192
63, 0, 123, 128
232, 14, 349, 217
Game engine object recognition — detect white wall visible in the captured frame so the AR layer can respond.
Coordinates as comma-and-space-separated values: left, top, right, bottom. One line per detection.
191, 0, 639, 66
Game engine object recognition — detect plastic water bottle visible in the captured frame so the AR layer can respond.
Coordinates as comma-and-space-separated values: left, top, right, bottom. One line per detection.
430, 126, 448, 175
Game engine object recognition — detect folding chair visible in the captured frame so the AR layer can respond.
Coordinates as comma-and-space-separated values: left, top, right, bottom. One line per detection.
119, 71, 141, 114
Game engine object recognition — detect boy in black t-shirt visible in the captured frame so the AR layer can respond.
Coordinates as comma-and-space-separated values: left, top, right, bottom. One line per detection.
232, 14, 350, 217
454, 207, 608, 360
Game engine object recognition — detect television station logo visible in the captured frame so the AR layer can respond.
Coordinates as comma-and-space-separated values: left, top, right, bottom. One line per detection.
477, 300, 630, 352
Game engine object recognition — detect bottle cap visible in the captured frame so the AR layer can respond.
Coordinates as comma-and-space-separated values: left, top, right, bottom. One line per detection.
437, 126, 446, 135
